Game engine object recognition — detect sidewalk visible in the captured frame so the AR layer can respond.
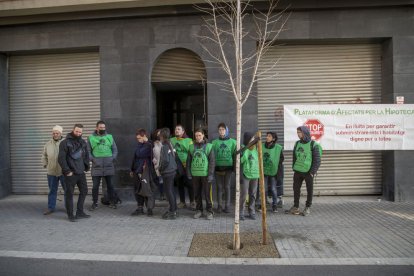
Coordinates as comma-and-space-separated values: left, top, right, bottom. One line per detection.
0, 195, 413, 265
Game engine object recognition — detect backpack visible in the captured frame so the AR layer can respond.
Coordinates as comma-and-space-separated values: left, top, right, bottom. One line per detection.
166, 142, 185, 177
311, 140, 323, 157
100, 191, 122, 205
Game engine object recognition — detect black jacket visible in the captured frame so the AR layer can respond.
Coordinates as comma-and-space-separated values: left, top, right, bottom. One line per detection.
131, 141, 153, 175
159, 141, 177, 176
58, 132, 90, 175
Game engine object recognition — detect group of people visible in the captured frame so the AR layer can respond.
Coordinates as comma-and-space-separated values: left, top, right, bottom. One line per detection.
41, 120, 321, 222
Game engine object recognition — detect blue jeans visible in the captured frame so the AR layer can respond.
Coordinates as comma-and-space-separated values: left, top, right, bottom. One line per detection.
265, 176, 278, 206
47, 175, 65, 211
256, 176, 278, 207
277, 165, 284, 197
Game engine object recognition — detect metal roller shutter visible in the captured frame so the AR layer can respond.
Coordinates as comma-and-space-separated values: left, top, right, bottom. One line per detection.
9, 52, 100, 194
258, 44, 382, 195
152, 48, 206, 82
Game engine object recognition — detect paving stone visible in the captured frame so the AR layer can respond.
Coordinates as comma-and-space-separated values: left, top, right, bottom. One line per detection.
0, 195, 413, 264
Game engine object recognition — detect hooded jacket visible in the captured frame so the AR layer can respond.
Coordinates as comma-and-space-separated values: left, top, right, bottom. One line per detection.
87, 131, 118, 177
58, 132, 90, 175
293, 126, 321, 175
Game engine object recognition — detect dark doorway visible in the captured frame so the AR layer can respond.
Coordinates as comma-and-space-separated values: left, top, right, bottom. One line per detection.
154, 81, 207, 139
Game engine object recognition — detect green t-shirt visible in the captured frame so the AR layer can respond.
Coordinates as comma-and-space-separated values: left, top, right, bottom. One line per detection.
170, 137, 193, 167
212, 138, 236, 167
88, 134, 114, 158
240, 147, 259, 179
262, 143, 282, 176
189, 143, 213, 177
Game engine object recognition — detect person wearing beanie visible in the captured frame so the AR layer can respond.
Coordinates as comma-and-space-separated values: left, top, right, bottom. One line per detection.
256, 131, 284, 213
239, 132, 259, 220
170, 124, 195, 210
87, 120, 119, 211
41, 125, 65, 215
58, 124, 91, 222
212, 122, 236, 213
187, 128, 215, 220
288, 126, 321, 216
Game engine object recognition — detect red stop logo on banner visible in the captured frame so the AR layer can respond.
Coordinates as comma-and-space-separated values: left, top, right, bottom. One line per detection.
304, 119, 324, 141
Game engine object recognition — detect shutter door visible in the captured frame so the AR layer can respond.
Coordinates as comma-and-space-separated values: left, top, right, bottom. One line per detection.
9, 52, 100, 194
258, 44, 382, 195
152, 48, 206, 82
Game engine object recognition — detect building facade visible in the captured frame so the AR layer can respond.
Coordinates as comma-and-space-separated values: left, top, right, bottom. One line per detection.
0, 0, 413, 200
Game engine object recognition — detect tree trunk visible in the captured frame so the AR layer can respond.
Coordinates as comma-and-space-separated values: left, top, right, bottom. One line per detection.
233, 102, 242, 253
257, 131, 267, 245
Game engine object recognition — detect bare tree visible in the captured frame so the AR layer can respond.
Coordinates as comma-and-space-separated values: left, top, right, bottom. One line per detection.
196, 0, 288, 253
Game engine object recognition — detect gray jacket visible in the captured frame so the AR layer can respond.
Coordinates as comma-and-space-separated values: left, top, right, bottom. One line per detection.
87, 132, 118, 176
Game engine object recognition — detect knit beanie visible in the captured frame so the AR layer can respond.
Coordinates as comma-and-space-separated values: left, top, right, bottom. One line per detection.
52, 125, 63, 133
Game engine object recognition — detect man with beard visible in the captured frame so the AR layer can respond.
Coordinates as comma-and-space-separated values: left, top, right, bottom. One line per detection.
58, 124, 91, 222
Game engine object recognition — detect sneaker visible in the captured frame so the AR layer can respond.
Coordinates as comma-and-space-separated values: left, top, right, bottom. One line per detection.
206, 212, 213, 220
239, 215, 245, 221
302, 207, 311, 216
193, 210, 203, 219
272, 205, 278, 213
162, 211, 170, 219
109, 203, 117, 209
75, 212, 91, 219
131, 209, 144, 216
89, 203, 98, 211
167, 212, 177, 220
286, 206, 300, 215
43, 209, 54, 215
248, 213, 256, 220
223, 206, 230, 213
256, 205, 262, 213
216, 205, 223, 214
189, 201, 196, 211
68, 215, 77, 222
277, 197, 284, 208
147, 209, 153, 217
177, 202, 187, 209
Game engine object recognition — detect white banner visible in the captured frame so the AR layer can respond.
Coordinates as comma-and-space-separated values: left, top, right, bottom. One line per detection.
284, 104, 414, 150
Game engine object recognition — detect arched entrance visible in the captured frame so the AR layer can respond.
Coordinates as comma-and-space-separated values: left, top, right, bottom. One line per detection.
151, 48, 207, 138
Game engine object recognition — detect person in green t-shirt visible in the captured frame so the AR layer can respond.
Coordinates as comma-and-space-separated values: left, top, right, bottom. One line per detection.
239, 132, 259, 221
170, 125, 195, 210
87, 120, 118, 211
256, 132, 284, 213
212, 123, 236, 214
186, 128, 215, 220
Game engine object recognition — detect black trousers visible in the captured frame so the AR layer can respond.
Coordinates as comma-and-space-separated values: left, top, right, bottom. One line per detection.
64, 173, 88, 217
293, 171, 313, 208
92, 175, 114, 204
192, 176, 213, 213
162, 173, 177, 212
176, 174, 194, 203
